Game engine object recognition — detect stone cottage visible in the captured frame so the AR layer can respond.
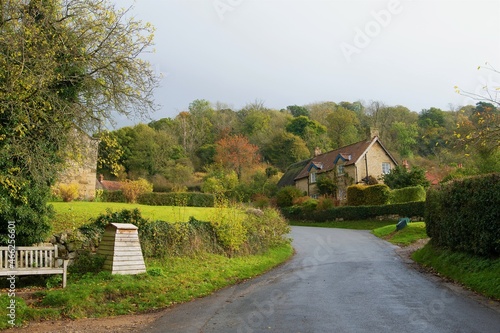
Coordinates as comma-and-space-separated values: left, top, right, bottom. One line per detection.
278, 136, 398, 199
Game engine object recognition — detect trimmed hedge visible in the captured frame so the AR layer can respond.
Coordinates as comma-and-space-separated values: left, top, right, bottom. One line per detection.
282, 201, 425, 222
137, 192, 215, 207
364, 184, 390, 205
347, 184, 390, 206
425, 173, 500, 257
82, 208, 290, 258
347, 185, 365, 206
102, 190, 126, 203
390, 185, 426, 204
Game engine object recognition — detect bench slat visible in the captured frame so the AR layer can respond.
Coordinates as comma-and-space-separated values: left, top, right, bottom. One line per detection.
0, 245, 68, 288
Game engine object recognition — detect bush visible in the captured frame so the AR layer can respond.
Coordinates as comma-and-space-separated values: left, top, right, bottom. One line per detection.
0, 184, 53, 246
101, 190, 126, 203
347, 185, 365, 206
300, 198, 318, 212
425, 173, 500, 256
316, 175, 338, 196
53, 183, 80, 202
68, 251, 106, 274
282, 201, 425, 222
84, 207, 290, 259
243, 208, 291, 253
137, 192, 215, 207
121, 178, 153, 203
78, 208, 148, 250
276, 186, 303, 207
252, 194, 271, 209
292, 196, 310, 206
382, 165, 430, 189
390, 185, 426, 203
363, 184, 390, 205
316, 196, 340, 210
347, 184, 390, 206
138, 218, 222, 257
316, 196, 336, 210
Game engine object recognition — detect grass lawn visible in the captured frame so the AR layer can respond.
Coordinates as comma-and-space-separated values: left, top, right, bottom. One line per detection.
50, 202, 234, 233
0, 202, 292, 329
412, 243, 500, 300
0, 243, 294, 328
289, 220, 396, 230
372, 222, 428, 246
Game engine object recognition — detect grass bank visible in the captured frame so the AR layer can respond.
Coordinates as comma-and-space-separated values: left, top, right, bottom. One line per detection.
0, 243, 293, 329
50, 202, 234, 233
412, 243, 500, 300
372, 222, 428, 246
289, 220, 395, 230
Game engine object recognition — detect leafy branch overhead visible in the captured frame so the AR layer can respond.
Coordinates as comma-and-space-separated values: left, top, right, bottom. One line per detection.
455, 64, 500, 151
0, 0, 159, 245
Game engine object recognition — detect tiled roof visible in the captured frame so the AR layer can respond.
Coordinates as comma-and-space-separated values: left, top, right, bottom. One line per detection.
294, 137, 396, 181
277, 158, 313, 188
96, 179, 124, 191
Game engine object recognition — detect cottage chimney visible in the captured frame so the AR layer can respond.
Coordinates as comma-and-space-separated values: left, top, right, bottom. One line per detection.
402, 160, 409, 170
314, 147, 322, 157
370, 127, 380, 138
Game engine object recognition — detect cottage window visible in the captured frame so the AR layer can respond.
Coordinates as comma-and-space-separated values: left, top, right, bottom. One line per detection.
382, 162, 391, 174
310, 172, 317, 183
337, 164, 345, 175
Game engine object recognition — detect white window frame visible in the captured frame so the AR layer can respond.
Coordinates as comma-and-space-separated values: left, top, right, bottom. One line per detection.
382, 162, 391, 175
310, 172, 317, 183
337, 164, 345, 175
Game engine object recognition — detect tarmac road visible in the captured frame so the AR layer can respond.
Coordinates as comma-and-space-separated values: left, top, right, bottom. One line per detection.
142, 226, 500, 333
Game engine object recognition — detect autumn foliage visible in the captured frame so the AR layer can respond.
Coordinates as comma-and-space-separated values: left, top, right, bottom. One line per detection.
215, 135, 261, 179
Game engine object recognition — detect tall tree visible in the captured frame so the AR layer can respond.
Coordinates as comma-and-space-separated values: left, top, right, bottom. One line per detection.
390, 122, 418, 158
262, 131, 310, 171
287, 105, 310, 118
286, 116, 325, 138
215, 135, 260, 179
457, 102, 500, 151
382, 165, 430, 189
326, 107, 361, 148
0, 0, 158, 244
286, 116, 329, 153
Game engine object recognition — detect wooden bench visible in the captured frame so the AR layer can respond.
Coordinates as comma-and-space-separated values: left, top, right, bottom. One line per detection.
0, 245, 69, 288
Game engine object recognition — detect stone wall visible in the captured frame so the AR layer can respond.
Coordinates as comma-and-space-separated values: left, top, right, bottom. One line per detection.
362, 141, 397, 183
48, 229, 99, 266
56, 131, 99, 200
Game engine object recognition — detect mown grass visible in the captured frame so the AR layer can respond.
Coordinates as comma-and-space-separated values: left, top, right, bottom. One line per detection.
0, 243, 293, 329
372, 222, 428, 246
412, 243, 500, 300
289, 220, 395, 230
50, 202, 234, 233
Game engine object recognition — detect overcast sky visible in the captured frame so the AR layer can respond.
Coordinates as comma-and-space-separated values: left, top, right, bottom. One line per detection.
115, 0, 500, 127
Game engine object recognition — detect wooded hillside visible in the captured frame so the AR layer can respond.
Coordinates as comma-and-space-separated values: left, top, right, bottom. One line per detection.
97, 99, 500, 201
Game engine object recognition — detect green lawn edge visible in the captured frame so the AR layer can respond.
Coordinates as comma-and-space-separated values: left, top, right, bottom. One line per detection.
412, 243, 500, 300
49, 201, 231, 233
372, 222, 428, 246
289, 220, 396, 230
0, 243, 293, 329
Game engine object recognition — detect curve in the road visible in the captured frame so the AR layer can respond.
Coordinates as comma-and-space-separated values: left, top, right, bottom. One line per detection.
142, 226, 500, 333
